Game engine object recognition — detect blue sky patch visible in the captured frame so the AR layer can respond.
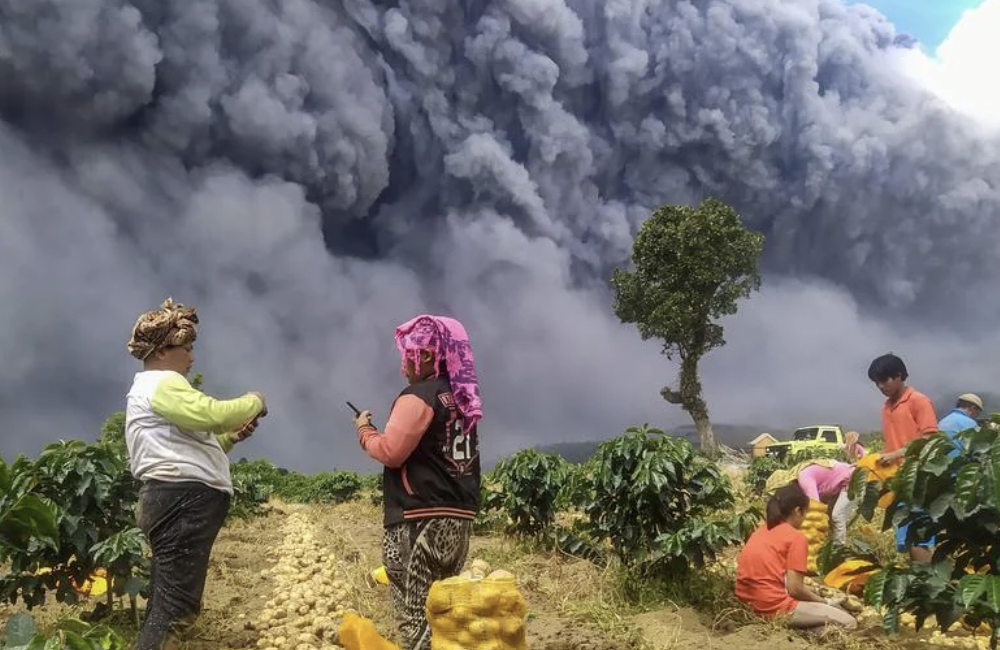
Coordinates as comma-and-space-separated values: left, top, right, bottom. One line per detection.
847, 0, 982, 51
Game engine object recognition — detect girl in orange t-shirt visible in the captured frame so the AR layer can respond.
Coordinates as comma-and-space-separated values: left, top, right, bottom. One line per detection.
735, 483, 857, 631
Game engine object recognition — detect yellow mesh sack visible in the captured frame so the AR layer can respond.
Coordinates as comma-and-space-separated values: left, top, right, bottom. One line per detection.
338, 612, 402, 650
801, 499, 829, 574
856, 453, 898, 508
425, 570, 528, 650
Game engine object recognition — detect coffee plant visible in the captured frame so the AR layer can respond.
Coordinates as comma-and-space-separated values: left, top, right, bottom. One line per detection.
580, 425, 759, 572
228, 459, 366, 507
852, 423, 1000, 646
229, 459, 276, 521
1, 612, 125, 650
745, 456, 783, 493
360, 473, 383, 506
0, 434, 148, 612
479, 449, 572, 537
306, 471, 363, 504
0, 457, 59, 556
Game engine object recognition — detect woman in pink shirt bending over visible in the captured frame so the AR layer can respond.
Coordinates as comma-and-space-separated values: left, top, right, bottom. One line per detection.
796, 462, 858, 545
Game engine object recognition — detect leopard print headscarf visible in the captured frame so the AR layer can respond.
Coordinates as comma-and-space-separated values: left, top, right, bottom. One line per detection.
127, 298, 199, 360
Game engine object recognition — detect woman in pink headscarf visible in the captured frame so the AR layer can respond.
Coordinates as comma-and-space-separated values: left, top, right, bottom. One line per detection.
352, 314, 483, 650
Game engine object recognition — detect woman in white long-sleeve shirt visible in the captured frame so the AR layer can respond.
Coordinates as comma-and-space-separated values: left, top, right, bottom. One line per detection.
125, 298, 267, 650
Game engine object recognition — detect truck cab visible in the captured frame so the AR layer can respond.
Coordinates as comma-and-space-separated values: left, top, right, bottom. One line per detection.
764, 425, 846, 461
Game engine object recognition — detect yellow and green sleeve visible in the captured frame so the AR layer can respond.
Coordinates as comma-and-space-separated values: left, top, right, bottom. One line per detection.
151, 373, 263, 447
215, 432, 235, 453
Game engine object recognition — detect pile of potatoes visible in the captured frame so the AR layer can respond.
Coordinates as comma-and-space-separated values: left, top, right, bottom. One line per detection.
929, 629, 997, 649
804, 577, 997, 649
251, 512, 355, 650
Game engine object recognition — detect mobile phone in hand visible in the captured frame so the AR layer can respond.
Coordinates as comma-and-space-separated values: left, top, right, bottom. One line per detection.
347, 401, 375, 428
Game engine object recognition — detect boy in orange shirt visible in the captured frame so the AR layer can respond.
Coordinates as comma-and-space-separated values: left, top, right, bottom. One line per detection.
867, 353, 938, 563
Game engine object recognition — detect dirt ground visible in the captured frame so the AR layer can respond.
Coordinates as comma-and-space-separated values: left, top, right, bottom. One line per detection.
0, 501, 970, 650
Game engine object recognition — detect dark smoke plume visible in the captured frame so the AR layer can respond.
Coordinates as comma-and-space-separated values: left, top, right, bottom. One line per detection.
1, 0, 998, 471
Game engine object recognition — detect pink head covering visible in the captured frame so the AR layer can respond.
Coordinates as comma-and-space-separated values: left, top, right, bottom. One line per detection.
394, 314, 483, 433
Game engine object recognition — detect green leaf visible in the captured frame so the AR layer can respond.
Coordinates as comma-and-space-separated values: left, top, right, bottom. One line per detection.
55, 619, 91, 635
886, 572, 912, 604
61, 630, 95, 650
847, 467, 869, 501
0, 456, 11, 494
895, 459, 919, 503
883, 606, 901, 633
0, 495, 59, 552
958, 574, 988, 608
864, 570, 888, 610
986, 448, 1000, 517
929, 493, 953, 520
858, 481, 883, 521
986, 575, 1000, 614
964, 428, 996, 455
954, 464, 982, 519
24, 636, 49, 650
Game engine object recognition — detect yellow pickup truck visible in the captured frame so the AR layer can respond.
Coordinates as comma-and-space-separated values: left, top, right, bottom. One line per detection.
764, 425, 847, 461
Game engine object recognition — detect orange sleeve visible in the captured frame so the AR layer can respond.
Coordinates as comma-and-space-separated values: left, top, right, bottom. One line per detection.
785, 529, 809, 574
913, 396, 939, 435
358, 395, 434, 468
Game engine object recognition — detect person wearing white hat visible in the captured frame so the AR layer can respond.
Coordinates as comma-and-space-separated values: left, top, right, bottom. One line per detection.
937, 393, 983, 439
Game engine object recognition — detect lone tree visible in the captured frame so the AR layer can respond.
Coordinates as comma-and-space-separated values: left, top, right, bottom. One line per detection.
611, 198, 764, 453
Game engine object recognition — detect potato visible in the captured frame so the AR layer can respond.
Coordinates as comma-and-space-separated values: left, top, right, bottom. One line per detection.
500, 615, 524, 640
842, 595, 863, 613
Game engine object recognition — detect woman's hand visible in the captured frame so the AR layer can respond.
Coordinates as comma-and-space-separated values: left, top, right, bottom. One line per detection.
877, 449, 903, 466
354, 410, 373, 429
785, 569, 827, 604
229, 416, 259, 443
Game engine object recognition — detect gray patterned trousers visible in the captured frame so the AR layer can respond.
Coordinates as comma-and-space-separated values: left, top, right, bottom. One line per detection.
382, 518, 472, 650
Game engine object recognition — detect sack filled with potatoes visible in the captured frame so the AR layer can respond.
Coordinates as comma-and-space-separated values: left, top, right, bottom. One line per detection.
800, 499, 830, 574
425, 567, 528, 650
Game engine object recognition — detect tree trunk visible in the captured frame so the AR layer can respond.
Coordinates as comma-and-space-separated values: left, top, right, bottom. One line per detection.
679, 354, 716, 454
690, 405, 716, 454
